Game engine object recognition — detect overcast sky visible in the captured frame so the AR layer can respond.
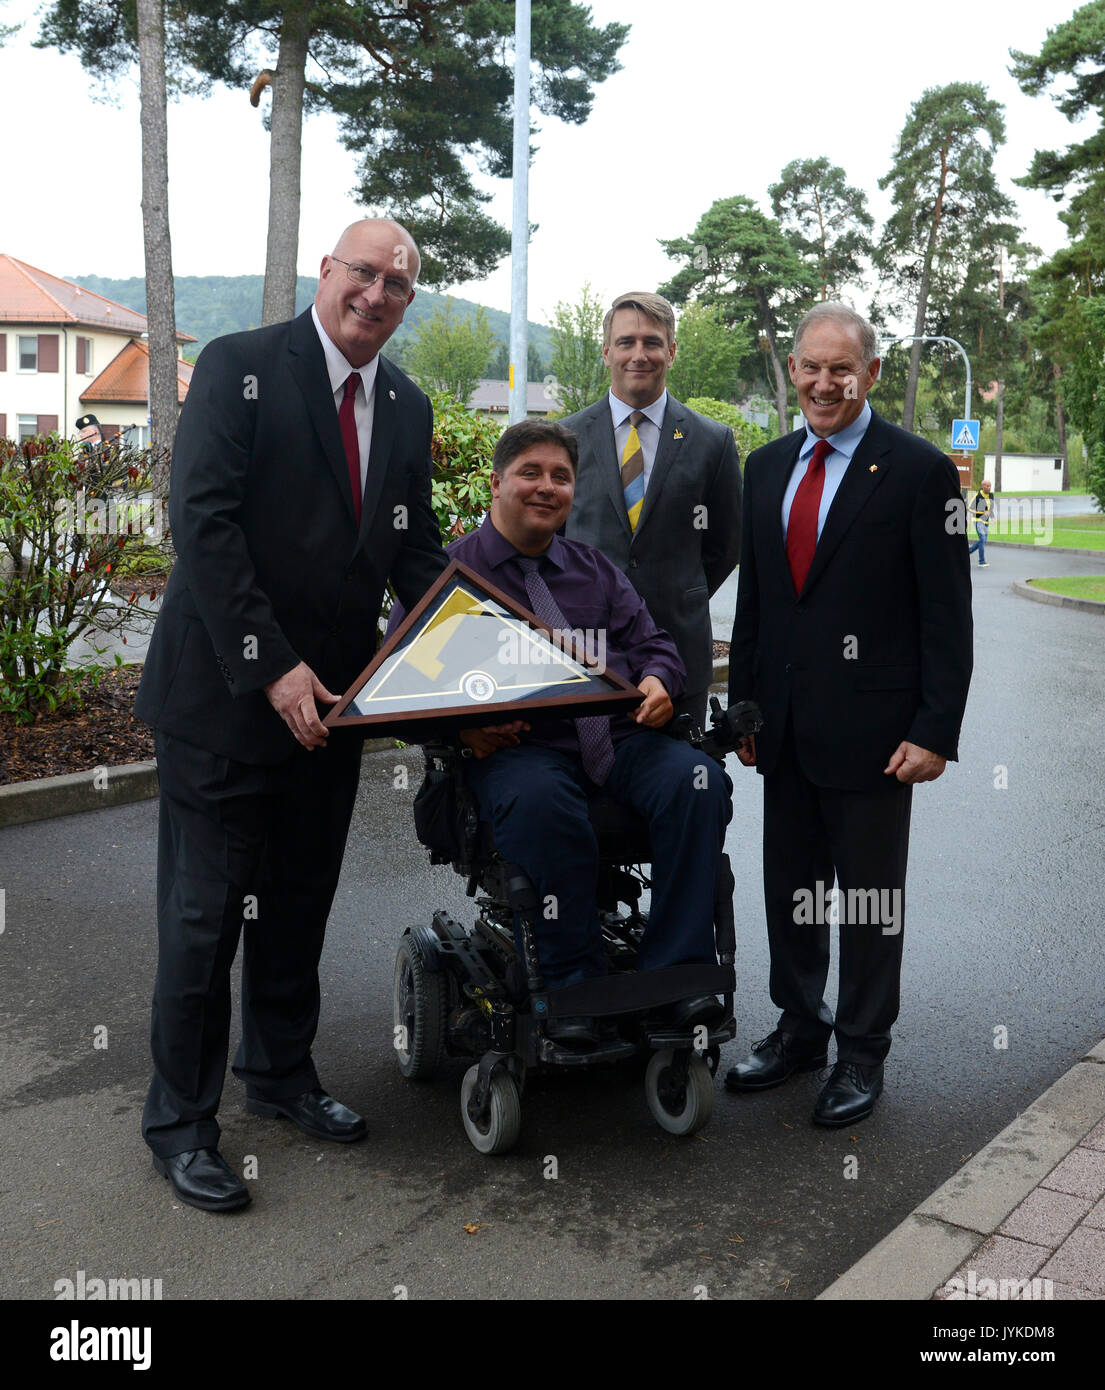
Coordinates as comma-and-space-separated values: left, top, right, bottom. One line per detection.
0, 0, 1087, 332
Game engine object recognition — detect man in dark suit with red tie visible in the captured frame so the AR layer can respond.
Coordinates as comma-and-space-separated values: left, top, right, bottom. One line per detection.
724, 303, 972, 1126
135, 218, 446, 1210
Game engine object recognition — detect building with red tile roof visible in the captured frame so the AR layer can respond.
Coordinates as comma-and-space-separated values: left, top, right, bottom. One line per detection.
0, 253, 195, 445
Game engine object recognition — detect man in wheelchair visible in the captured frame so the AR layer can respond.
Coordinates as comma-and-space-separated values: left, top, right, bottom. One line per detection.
403, 419, 733, 1047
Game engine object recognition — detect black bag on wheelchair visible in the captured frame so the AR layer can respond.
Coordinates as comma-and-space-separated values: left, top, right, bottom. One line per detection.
412, 764, 464, 861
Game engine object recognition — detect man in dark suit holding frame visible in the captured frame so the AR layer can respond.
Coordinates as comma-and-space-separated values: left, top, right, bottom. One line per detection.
724, 302, 972, 1126
135, 218, 446, 1210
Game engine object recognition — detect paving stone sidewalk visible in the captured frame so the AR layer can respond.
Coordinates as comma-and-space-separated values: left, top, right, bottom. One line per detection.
821, 1040, 1105, 1301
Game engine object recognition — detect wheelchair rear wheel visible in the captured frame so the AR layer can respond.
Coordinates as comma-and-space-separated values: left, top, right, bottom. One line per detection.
393, 932, 449, 1081
645, 1049, 714, 1136
460, 1064, 522, 1155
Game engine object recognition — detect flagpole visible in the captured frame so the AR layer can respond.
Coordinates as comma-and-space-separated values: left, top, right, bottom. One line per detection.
508, 0, 531, 425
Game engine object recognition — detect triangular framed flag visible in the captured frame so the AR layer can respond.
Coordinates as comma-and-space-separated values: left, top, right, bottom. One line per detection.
325, 559, 644, 737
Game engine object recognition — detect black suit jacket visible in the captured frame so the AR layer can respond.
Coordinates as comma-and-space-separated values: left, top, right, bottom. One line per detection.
135, 310, 446, 763
728, 410, 973, 790
561, 394, 742, 698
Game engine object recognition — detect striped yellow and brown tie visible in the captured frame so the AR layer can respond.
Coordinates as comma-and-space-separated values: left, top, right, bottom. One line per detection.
621, 409, 645, 531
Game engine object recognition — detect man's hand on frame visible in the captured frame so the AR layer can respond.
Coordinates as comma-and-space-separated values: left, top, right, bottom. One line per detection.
884, 741, 947, 784
264, 661, 341, 750
460, 720, 531, 760
633, 675, 673, 728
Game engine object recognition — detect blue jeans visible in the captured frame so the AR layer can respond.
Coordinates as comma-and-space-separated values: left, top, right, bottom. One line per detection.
968, 522, 988, 563
463, 732, 732, 988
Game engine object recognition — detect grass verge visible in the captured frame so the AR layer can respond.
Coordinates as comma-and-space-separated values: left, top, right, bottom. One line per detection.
1025, 576, 1105, 603
989, 514, 1105, 550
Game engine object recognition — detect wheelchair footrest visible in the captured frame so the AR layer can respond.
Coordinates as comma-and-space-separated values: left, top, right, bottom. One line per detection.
543, 963, 736, 1018
644, 1019, 737, 1050
536, 1037, 638, 1067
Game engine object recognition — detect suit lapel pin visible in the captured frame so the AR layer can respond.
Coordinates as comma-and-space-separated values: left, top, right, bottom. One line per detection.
868, 464, 878, 472
673, 429, 684, 440
389, 388, 396, 400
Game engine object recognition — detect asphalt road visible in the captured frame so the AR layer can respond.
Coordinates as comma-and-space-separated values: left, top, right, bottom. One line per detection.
2, 544, 1103, 1301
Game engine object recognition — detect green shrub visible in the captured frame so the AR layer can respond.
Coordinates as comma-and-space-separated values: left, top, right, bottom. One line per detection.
1088, 441, 1105, 514
428, 392, 501, 538
682, 397, 770, 463
0, 434, 170, 724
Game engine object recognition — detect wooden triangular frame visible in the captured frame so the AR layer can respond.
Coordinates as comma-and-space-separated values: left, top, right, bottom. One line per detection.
325, 559, 644, 736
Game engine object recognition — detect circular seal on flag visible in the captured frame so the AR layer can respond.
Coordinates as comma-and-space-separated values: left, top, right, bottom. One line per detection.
461, 670, 497, 702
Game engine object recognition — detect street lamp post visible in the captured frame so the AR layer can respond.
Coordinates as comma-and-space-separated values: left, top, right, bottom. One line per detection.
878, 334, 973, 424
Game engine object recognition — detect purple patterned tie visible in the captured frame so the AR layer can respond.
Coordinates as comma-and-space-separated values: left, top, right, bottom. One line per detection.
516, 556, 616, 786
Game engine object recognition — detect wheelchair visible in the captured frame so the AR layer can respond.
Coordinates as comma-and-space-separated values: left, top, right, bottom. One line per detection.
393, 697, 763, 1155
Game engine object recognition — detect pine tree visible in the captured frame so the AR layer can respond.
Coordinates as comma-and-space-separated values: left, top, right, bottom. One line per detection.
659, 196, 815, 435
876, 82, 1015, 433
769, 157, 873, 303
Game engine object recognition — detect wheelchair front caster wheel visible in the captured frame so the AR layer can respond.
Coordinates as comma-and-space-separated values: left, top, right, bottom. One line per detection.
645, 1049, 714, 1136
460, 1064, 522, 1155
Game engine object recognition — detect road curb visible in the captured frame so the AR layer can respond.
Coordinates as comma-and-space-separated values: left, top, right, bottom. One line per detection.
0, 760, 160, 829
1012, 578, 1105, 616
986, 541, 1103, 560
0, 737, 399, 829
2, 664, 736, 830
817, 1038, 1105, 1300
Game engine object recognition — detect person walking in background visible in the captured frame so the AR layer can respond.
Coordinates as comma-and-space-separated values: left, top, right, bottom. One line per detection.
968, 479, 994, 567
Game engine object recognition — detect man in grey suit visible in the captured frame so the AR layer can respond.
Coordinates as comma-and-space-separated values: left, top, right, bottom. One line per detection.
561, 291, 742, 723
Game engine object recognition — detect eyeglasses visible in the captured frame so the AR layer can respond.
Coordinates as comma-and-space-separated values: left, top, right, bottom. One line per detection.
329, 257, 412, 302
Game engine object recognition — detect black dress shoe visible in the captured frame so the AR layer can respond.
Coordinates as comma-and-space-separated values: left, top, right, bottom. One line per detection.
152, 1148, 251, 1213
724, 1029, 828, 1092
669, 995, 725, 1028
246, 1088, 367, 1142
812, 1061, 883, 1127
546, 1016, 600, 1046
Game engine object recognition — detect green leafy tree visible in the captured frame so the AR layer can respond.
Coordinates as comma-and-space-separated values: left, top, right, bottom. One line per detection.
681, 398, 768, 461
877, 82, 1016, 432
409, 303, 494, 405
1062, 295, 1105, 509
769, 157, 873, 301
1011, 3, 1105, 500
547, 281, 607, 414
949, 236, 1037, 489
665, 302, 750, 403
37, 2, 628, 319
489, 339, 545, 383
659, 196, 816, 435
1010, 3, 1105, 281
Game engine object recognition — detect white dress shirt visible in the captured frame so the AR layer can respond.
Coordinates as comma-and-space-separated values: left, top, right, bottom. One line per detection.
608, 389, 668, 493
311, 303, 378, 496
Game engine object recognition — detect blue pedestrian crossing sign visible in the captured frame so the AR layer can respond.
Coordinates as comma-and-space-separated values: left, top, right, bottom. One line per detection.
951, 419, 980, 451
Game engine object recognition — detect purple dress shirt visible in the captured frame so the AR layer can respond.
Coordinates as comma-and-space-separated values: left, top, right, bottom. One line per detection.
387, 515, 686, 755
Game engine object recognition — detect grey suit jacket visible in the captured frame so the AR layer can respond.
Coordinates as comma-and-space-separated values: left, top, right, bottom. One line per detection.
561, 393, 742, 701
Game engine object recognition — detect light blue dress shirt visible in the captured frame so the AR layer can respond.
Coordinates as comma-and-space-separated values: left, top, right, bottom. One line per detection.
781, 402, 873, 541
609, 389, 668, 493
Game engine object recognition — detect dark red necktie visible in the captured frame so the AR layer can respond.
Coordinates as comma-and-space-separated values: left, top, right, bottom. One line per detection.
786, 438, 833, 594
339, 372, 362, 526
